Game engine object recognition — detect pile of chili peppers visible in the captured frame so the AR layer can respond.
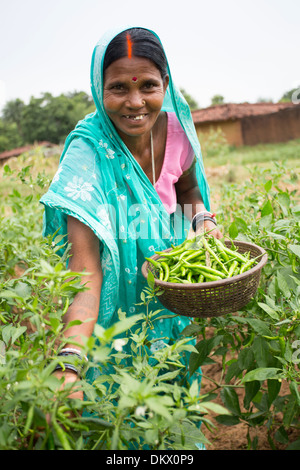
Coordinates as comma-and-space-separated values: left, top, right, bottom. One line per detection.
146, 235, 260, 284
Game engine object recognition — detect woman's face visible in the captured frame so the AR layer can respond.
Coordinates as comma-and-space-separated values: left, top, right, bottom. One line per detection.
103, 56, 169, 139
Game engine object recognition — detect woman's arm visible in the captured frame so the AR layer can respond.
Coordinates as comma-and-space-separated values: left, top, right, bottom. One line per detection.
63, 215, 103, 349
54, 216, 103, 395
175, 165, 222, 239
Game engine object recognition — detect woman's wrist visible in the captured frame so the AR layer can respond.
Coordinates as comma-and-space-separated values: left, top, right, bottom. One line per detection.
192, 211, 217, 231
54, 347, 88, 378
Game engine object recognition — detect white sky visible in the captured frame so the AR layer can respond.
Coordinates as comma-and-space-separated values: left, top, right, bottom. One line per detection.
0, 0, 299, 112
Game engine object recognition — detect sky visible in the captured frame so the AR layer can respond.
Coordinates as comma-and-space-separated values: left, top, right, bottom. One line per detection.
0, 0, 299, 113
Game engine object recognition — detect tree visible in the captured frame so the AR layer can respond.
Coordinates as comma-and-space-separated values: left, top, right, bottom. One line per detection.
0, 119, 23, 152
280, 86, 300, 103
211, 94, 225, 106
2, 98, 25, 137
0, 91, 96, 150
180, 88, 199, 110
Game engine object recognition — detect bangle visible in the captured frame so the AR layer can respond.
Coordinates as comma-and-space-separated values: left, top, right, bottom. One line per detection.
192, 212, 217, 231
54, 362, 80, 376
60, 347, 88, 362
55, 348, 88, 378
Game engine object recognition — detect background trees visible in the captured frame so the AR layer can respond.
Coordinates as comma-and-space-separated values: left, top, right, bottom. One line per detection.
0, 91, 95, 152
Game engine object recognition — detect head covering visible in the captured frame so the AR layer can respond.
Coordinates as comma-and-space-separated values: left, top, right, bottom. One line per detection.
40, 26, 210, 330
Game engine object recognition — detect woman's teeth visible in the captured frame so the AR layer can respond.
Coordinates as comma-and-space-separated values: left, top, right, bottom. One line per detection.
125, 114, 146, 121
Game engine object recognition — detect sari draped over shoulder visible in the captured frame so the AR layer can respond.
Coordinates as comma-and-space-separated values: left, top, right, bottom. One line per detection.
40, 26, 211, 383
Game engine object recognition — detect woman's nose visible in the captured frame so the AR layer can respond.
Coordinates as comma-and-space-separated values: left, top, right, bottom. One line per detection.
126, 91, 145, 109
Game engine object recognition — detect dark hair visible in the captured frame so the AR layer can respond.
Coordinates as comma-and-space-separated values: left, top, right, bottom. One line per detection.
103, 28, 168, 79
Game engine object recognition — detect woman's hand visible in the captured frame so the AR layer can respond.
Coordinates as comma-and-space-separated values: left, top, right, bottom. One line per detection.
187, 218, 223, 240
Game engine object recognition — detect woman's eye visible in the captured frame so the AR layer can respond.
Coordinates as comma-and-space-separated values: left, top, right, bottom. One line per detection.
143, 82, 155, 90
109, 83, 125, 91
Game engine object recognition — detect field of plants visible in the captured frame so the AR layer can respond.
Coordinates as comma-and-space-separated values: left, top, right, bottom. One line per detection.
0, 139, 299, 450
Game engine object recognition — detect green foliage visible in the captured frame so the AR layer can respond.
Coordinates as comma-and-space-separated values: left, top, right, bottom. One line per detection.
211, 94, 225, 106
179, 88, 199, 111
0, 119, 23, 153
181, 161, 300, 449
0, 163, 224, 450
0, 153, 299, 450
199, 127, 231, 159
0, 91, 96, 151
280, 86, 300, 103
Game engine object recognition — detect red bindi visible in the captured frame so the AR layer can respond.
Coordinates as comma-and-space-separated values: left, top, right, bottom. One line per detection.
132, 77, 138, 82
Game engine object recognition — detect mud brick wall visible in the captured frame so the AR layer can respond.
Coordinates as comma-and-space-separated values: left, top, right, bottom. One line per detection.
241, 105, 300, 145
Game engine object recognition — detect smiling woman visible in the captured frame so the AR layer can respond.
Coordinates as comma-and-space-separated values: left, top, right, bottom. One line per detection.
39, 26, 219, 442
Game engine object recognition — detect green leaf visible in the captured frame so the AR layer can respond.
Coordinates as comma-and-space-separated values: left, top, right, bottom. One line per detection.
147, 270, 155, 289
276, 271, 291, 299
268, 379, 281, 404
290, 381, 300, 406
241, 367, 282, 383
145, 397, 172, 421
277, 192, 290, 214
220, 387, 241, 416
252, 337, 270, 368
237, 348, 254, 370
181, 324, 202, 337
189, 335, 223, 376
229, 222, 238, 239
244, 380, 260, 409
234, 217, 248, 233
257, 302, 280, 321
286, 439, 300, 450
288, 244, 300, 258
283, 395, 298, 427
244, 318, 273, 337
200, 402, 231, 415
264, 180, 272, 193
261, 199, 273, 217
215, 414, 240, 426
2, 325, 26, 346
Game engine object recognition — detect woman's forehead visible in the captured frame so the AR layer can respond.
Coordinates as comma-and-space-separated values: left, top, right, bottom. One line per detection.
104, 56, 161, 81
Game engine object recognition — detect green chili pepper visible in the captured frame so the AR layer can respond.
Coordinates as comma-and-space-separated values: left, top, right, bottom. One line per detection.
24, 404, 35, 435
52, 416, 72, 450
202, 237, 229, 274
146, 257, 161, 269
244, 331, 255, 348
180, 249, 204, 262
57, 411, 89, 432
214, 238, 230, 262
161, 261, 170, 282
182, 262, 227, 279
222, 245, 248, 263
170, 260, 184, 274
0, 313, 7, 324
227, 260, 239, 277
62, 297, 70, 315
155, 245, 186, 257
201, 273, 223, 281
279, 336, 286, 356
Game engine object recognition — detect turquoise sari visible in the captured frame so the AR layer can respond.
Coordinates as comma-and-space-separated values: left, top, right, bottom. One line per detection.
40, 26, 210, 384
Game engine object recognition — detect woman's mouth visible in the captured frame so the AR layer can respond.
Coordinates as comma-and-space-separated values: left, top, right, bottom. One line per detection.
123, 114, 147, 121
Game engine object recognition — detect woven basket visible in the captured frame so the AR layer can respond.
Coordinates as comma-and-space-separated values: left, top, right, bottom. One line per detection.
141, 240, 268, 318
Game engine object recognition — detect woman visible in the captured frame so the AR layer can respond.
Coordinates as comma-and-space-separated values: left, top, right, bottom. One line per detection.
40, 27, 221, 395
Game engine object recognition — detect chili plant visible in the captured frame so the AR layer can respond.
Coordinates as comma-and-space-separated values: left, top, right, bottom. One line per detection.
183, 162, 300, 449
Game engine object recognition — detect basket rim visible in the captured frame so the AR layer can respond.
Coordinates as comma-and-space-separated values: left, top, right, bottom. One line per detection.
141, 240, 268, 289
